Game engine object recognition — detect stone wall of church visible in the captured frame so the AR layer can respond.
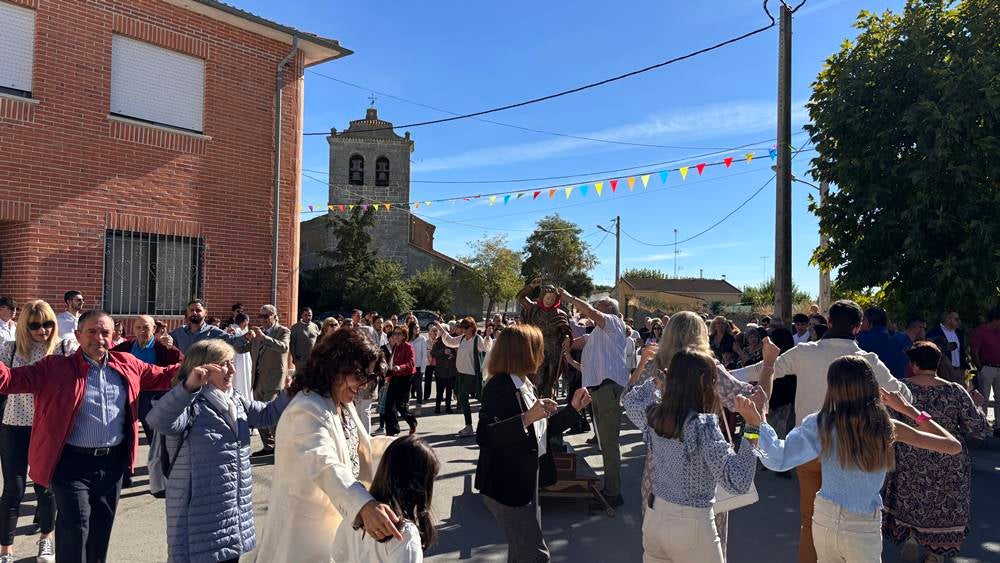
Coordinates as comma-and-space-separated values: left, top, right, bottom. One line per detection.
328, 136, 411, 264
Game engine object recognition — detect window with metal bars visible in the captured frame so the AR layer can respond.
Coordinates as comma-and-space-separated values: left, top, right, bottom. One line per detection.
102, 230, 203, 316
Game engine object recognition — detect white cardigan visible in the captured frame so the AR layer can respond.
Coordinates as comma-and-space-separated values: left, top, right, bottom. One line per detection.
255, 391, 394, 563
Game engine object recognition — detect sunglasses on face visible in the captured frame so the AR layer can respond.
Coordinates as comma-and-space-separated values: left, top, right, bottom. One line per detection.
28, 321, 56, 331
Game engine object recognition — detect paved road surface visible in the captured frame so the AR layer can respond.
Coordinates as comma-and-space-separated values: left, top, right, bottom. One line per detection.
4, 399, 999, 562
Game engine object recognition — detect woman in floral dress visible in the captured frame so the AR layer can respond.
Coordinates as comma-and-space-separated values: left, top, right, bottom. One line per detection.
882, 342, 989, 562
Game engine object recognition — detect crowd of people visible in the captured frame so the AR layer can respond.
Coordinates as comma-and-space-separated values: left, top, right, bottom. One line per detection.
0, 286, 995, 562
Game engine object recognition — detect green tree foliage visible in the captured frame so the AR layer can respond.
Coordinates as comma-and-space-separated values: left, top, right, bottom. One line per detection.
521, 215, 598, 297
408, 267, 453, 313
463, 234, 523, 316
349, 259, 414, 315
622, 268, 670, 280
807, 0, 1000, 321
742, 278, 813, 310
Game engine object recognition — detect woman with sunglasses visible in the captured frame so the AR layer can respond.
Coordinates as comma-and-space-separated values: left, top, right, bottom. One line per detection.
0, 300, 76, 563
256, 328, 401, 563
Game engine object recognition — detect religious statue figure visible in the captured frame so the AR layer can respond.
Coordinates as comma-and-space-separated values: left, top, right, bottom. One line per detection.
517, 277, 572, 398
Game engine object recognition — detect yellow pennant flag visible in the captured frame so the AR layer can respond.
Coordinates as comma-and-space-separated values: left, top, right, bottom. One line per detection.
679, 167, 689, 180
641, 174, 650, 189
595, 182, 603, 196
328, 205, 334, 210
348, 204, 355, 211
745, 152, 755, 163
565, 186, 573, 199
373, 203, 381, 211
627, 177, 636, 190
426, 201, 432, 207
385, 203, 392, 210
489, 195, 497, 205
414, 202, 420, 209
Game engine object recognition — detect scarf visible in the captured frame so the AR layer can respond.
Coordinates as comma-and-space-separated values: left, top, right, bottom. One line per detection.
536, 298, 562, 312
203, 384, 239, 434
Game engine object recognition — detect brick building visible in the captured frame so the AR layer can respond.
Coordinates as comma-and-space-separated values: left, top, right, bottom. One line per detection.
0, 0, 350, 325
300, 107, 485, 317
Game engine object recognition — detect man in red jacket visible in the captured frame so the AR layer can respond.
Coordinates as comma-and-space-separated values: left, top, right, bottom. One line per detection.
0, 310, 185, 563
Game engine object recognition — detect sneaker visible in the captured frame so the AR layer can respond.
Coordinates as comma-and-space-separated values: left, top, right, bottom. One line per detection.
37, 537, 55, 563
0, 553, 13, 563
456, 425, 474, 438
409, 420, 418, 435
250, 447, 275, 458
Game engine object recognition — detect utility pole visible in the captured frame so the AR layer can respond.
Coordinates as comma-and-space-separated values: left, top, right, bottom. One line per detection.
818, 180, 831, 312
774, 3, 793, 324
597, 217, 623, 313
673, 228, 679, 278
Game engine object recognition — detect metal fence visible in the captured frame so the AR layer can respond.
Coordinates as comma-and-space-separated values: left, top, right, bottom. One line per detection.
102, 229, 203, 316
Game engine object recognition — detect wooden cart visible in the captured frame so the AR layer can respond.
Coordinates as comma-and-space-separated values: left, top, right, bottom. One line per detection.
540, 446, 616, 517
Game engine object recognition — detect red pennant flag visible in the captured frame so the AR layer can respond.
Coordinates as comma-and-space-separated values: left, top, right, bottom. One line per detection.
338, 204, 345, 212
723, 157, 733, 168
533, 191, 541, 200
610, 179, 619, 192
696, 163, 706, 176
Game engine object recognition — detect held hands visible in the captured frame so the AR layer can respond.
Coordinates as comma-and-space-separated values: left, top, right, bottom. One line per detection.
762, 336, 780, 365
570, 387, 592, 412
879, 388, 918, 418
183, 363, 225, 392
358, 500, 403, 542
524, 398, 559, 426
734, 395, 764, 427
558, 287, 573, 302
158, 334, 174, 348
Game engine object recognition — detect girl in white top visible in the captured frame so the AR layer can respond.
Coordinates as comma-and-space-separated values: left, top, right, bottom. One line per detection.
408, 322, 428, 412
332, 435, 439, 563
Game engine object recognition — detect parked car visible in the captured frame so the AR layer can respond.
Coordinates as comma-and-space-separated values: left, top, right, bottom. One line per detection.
401, 310, 440, 330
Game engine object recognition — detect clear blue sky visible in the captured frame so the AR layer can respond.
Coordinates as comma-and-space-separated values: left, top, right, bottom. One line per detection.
237, 0, 906, 296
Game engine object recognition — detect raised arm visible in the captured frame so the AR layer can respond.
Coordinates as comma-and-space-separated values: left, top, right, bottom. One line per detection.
558, 288, 606, 329
700, 415, 758, 495
517, 278, 540, 311
432, 323, 461, 348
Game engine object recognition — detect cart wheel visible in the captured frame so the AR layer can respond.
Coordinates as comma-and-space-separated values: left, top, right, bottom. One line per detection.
606, 507, 616, 518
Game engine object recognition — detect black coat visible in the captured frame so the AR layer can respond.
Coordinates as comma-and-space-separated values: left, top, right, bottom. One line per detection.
474, 373, 580, 507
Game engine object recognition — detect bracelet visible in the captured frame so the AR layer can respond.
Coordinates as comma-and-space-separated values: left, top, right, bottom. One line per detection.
915, 411, 932, 425
743, 432, 760, 440
763, 363, 774, 369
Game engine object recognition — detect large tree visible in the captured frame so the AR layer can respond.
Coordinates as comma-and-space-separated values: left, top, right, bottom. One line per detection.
521, 214, 598, 297
807, 0, 999, 321
463, 234, 523, 316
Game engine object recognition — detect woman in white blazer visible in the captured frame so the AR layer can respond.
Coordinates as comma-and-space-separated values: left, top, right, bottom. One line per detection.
255, 328, 400, 563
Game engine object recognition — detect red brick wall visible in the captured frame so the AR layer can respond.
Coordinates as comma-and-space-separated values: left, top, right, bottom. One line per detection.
0, 0, 306, 324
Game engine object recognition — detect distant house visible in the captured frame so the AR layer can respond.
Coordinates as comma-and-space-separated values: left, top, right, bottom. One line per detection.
614, 277, 744, 314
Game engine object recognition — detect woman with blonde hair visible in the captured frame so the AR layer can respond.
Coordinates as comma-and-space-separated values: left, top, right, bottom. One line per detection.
736, 356, 962, 562
148, 339, 290, 563
320, 317, 341, 343
0, 300, 76, 563
475, 324, 591, 562
628, 310, 776, 558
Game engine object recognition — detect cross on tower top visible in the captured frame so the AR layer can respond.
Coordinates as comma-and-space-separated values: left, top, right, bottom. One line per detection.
368, 93, 377, 107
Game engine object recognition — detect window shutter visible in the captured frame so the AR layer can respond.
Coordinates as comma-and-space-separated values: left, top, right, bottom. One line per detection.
0, 3, 35, 94
110, 35, 205, 132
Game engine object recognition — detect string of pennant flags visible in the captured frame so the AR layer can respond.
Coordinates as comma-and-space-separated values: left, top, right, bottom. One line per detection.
298, 148, 782, 215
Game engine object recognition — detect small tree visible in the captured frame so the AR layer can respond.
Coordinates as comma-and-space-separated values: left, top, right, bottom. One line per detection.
409, 267, 453, 313
299, 204, 379, 311
463, 234, 523, 316
348, 259, 414, 315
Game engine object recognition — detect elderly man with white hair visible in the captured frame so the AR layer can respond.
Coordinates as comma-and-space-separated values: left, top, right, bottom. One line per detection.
561, 289, 629, 509
234, 304, 290, 457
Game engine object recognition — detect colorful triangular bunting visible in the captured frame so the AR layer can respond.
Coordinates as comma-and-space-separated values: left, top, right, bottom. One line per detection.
659, 171, 668, 184
595, 182, 603, 196
641, 175, 650, 189
724, 157, 733, 168
503, 194, 511, 205
610, 179, 619, 192
533, 191, 541, 200
745, 152, 755, 163
696, 163, 706, 176
627, 177, 636, 190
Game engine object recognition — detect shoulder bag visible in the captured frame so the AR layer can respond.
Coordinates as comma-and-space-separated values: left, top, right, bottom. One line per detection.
713, 410, 759, 513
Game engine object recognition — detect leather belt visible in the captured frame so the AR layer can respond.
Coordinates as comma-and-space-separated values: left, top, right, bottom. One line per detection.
64, 444, 122, 457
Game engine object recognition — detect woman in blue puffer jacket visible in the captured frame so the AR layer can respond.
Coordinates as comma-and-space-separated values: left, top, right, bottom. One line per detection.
149, 339, 290, 563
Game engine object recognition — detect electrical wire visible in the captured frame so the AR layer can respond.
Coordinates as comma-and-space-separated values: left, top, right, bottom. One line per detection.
308, 69, 788, 152
302, 2, 777, 136
302, 132, 811, 185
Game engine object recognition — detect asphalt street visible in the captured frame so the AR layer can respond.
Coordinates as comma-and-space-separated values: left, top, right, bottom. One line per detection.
3, 398, 999, 562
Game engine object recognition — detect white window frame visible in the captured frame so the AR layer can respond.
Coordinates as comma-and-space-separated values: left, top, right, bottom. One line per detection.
110, 35, 205, 133
0, 2, 36, 97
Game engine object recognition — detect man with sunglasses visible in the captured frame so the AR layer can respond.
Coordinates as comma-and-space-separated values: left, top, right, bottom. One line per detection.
233, 304, 290, 457
0, 297, 16, 344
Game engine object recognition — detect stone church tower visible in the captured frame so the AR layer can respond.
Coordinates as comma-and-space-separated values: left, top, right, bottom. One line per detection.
326, 106, 413, 263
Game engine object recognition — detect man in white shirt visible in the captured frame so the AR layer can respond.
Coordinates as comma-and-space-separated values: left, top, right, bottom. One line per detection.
757, 300, 911, 563
0, 297, 16, 344
56, 290, 84, 341
927, 310, 965, 369
562, 289, 628, 508
792, 313, 812, 345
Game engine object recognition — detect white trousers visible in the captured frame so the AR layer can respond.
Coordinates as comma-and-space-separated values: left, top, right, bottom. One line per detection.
812, 496, 882, 563
642, 497, 723, 563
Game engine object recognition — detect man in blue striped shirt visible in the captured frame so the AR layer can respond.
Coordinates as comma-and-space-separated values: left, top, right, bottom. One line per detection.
561, 289, 629, 508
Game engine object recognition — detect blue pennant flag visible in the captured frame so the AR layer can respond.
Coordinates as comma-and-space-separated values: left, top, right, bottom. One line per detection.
579, 185, 589, 196
769, 148, 778, 161
659, 171, 669, 184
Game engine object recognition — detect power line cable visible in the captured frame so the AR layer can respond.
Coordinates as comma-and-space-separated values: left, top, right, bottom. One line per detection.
303, 2, 777, 136
308, 69, 789, 152
302, 132, 811, 184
